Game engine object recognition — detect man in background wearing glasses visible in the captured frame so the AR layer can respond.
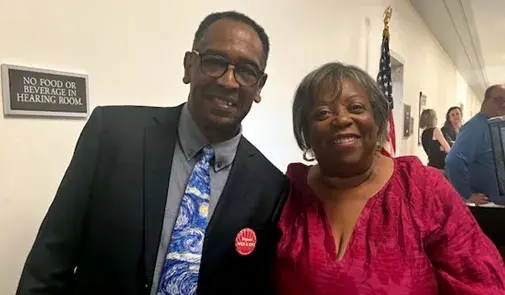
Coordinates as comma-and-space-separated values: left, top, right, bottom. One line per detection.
16, 11, 287, 295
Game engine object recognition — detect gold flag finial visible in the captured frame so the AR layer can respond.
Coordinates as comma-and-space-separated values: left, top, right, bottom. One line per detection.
383, 6, 393, 39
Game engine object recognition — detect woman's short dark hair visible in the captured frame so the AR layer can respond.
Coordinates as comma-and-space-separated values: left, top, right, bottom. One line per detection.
292, 62, 390, 151
443, 106, 461, 128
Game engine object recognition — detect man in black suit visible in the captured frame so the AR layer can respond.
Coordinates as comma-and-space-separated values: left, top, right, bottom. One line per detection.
16, 11, 287, 295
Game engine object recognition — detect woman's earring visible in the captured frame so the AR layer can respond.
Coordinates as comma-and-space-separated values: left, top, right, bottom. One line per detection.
303, 149, 316, 162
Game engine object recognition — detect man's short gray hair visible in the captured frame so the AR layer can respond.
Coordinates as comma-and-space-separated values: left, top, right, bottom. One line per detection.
292, 62, 389, 151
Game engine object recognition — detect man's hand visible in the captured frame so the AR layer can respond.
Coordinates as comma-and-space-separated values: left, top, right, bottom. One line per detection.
467, 193, 489, 205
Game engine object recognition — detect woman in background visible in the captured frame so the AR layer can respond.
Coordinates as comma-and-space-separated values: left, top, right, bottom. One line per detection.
441, 106, 463, 146
420, 109, 451, 170
276, 62, 505, 294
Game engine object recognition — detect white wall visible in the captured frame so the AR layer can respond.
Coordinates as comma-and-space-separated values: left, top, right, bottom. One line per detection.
0, 0, 480, 293
455, 70, 481, 125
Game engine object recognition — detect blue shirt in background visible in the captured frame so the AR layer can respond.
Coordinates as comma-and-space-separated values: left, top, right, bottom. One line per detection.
445, 113, 501, 202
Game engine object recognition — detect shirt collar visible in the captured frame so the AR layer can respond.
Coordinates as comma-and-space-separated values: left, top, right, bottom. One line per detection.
477, 112, 489, 119
178, 104, 242, 172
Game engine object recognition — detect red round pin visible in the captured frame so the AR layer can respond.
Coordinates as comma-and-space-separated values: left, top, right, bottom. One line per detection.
235, 228, 257, 256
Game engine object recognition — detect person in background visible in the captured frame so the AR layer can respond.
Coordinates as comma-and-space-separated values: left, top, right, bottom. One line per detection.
275, 63, 505, 295
446, 84, 505, 206
16, 11, 287, 295
419, 109, 451, 171
441, 106, 463, 146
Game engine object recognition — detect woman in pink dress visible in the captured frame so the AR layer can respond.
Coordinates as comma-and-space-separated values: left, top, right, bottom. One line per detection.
276, 62, 505, 294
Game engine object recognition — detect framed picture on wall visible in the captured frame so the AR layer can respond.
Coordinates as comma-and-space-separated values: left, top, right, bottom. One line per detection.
418, 92, 427, 145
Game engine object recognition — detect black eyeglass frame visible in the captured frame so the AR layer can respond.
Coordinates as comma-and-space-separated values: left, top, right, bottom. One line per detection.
192, 50, 265, 87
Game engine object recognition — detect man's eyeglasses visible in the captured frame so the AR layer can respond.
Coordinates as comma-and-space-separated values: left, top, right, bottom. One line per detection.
192, 50, 263, 87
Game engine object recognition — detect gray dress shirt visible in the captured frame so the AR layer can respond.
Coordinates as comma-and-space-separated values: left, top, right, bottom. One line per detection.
150, 104, 241, 294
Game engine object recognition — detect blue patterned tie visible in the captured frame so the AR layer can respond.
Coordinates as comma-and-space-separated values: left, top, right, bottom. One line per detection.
158, 146, 215, 295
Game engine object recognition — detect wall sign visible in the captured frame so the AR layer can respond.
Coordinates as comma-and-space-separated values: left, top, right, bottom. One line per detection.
1, 64, 89, 118
403, 104, 412, 138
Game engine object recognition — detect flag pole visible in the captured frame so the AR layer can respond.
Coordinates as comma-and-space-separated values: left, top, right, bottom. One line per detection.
377, 5, 396, 157
383, 6, 392, 39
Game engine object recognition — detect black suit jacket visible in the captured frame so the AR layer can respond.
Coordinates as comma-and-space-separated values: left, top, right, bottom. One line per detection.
16, 104, 288, 295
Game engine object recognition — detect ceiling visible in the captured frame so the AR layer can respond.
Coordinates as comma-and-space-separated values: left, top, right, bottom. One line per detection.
471, 0, 505, 86
409, 0, 504, 99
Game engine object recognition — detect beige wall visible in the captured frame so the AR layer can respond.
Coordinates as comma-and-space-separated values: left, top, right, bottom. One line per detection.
0, 0, 482, 293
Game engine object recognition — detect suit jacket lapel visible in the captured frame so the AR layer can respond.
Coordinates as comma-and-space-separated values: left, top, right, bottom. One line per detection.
203, 138, 255, 259
143, 104, 183, 285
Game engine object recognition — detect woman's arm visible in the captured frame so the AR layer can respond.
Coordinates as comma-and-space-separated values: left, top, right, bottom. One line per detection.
425, 174, 505, 294
433, 127, 451, 152
441, 125, 455, 146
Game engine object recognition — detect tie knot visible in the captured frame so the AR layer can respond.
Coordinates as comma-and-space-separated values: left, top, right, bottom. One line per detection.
201, 146, 214, 162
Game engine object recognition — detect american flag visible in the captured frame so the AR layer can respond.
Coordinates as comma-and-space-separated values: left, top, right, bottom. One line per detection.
377, 33, 396, 157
